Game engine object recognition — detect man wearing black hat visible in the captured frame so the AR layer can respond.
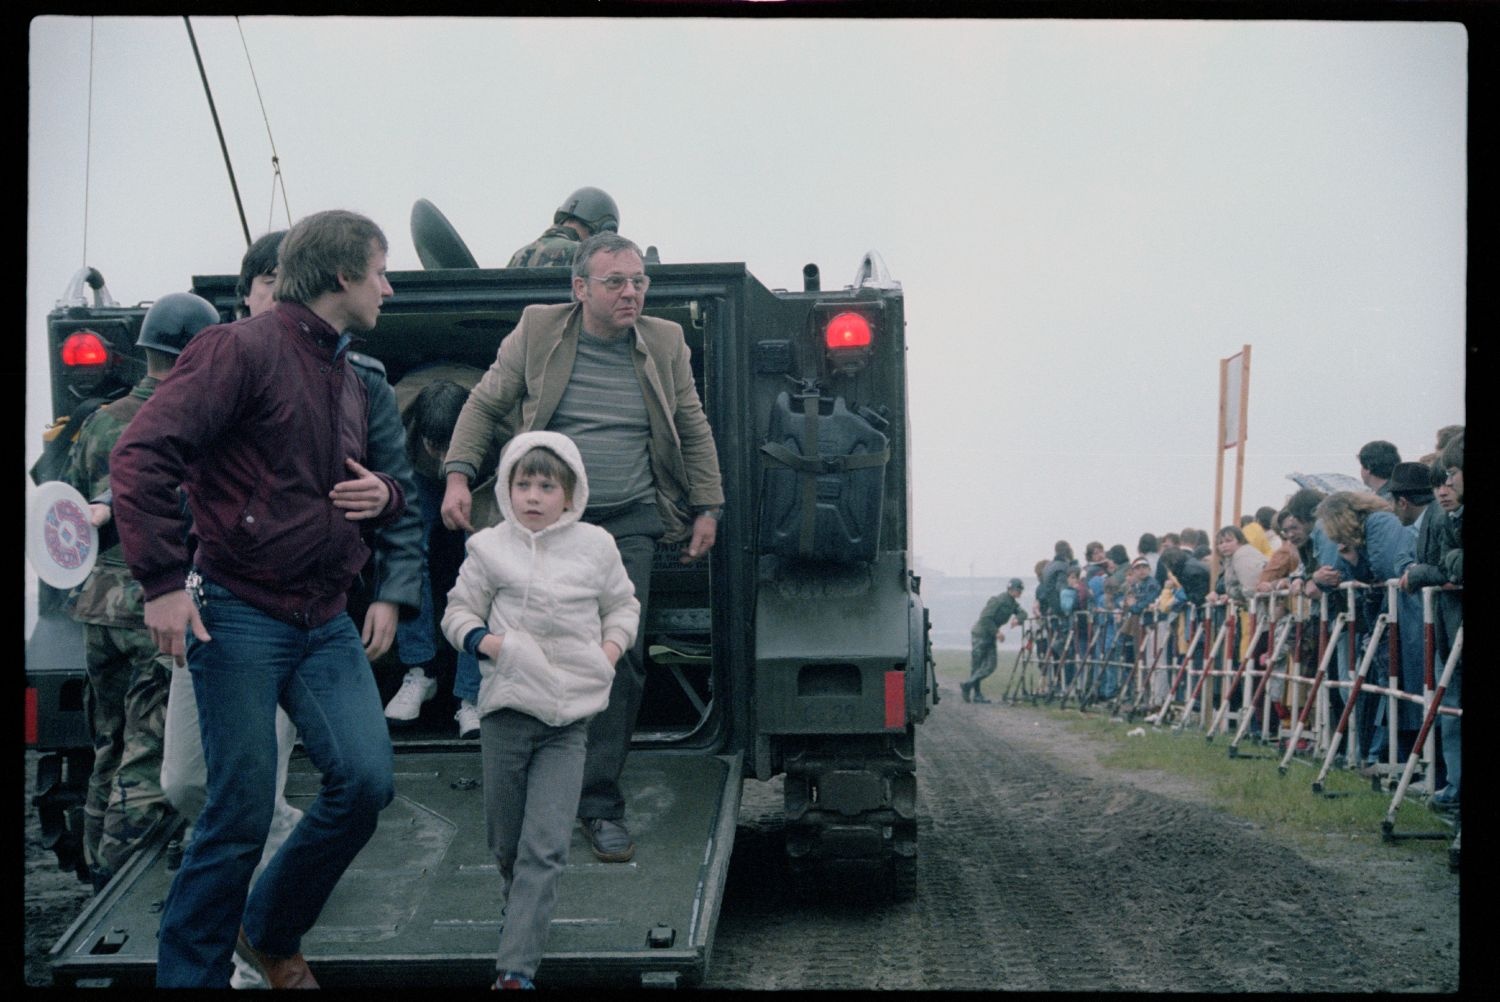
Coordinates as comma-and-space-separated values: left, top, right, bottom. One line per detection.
1387, 461, 1438, 530
962, 578, 1027, 703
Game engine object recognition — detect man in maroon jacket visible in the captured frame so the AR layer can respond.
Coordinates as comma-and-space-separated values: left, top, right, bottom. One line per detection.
110, 209, 405, 988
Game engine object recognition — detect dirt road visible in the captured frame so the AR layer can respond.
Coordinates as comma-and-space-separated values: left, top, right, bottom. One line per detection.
25, 693, 1461, 989
705, 694, 1460, 991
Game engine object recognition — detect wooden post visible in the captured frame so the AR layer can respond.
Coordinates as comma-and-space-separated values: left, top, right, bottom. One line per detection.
1213, 345, 1252, 584
1212, 356, 1228, 584
1232, 344, 1252, 527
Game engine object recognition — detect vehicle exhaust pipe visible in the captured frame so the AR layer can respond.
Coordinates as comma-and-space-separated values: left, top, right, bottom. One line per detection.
803, 263, 820, 292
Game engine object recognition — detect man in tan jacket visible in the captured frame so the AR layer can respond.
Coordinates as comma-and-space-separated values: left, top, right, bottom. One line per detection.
440, 232, 723, 862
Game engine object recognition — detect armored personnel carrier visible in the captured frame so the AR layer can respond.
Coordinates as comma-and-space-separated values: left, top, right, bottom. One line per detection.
30, 206, 934, 987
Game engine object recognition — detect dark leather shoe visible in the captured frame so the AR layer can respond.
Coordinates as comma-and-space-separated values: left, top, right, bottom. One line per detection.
972, 693, 992, 704
959, 682, 972, 703
581, 818, 635, 862
235, 927, 319, 989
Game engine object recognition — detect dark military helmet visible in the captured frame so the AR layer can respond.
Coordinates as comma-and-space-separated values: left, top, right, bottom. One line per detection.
136, 292, 221, 356
1008, 578, 1025, 591
554, 186, 619, 233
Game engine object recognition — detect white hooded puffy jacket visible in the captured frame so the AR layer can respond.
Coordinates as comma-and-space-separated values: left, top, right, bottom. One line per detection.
441, 430, 639, 726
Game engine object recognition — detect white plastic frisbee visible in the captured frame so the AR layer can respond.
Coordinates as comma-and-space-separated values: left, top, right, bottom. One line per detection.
27, 480, 100, 589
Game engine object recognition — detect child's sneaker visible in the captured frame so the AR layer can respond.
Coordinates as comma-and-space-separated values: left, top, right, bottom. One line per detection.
456, 700, 481, 739
493, 971, 535, 989
385, 668, 437, 723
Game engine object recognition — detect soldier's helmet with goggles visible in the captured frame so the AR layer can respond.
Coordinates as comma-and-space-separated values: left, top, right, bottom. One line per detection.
136, 292, 221, 356
554, 186, 619, 234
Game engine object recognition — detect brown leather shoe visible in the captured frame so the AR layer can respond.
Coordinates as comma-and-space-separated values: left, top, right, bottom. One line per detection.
235, 927, 319, 989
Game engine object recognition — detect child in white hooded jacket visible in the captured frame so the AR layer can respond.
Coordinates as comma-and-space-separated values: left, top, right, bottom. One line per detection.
441, 430, 638, 989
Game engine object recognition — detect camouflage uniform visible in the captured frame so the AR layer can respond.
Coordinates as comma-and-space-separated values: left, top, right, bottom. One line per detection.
963, 592, 1026, 698
63, 375, 176, 885
506, 225, 583, 268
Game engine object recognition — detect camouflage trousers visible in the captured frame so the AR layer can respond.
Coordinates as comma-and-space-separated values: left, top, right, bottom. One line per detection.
82, 623, 175, 883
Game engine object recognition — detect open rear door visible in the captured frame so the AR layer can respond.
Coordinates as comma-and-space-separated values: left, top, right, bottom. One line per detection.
49, 749, 742, 988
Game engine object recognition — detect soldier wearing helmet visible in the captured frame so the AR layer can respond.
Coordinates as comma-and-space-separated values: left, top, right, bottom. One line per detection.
507, 186, 620, 269
62, 291, 220, 891
136, 291, 223, 357
960, 577, 1028, 704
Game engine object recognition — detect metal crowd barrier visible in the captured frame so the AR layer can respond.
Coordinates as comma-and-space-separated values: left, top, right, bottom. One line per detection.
994, 579, 1462, 850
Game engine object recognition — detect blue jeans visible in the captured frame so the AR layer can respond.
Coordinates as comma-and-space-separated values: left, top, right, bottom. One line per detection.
1092, 617, 1118, 699
454, 649, 483, 703
1437, 647, 1461, 796
395, 474, 443, 669
396, 472, 478, 697
394, 552, 439, 668
155, 578, 394, 987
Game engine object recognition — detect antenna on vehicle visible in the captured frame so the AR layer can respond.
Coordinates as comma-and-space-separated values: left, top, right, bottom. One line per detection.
235, 17, 293, 229
81, 19, 95, 272
183, 16, 252, 247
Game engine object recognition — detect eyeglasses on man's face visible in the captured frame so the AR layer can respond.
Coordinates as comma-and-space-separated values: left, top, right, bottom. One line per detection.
588, 274, 650, 293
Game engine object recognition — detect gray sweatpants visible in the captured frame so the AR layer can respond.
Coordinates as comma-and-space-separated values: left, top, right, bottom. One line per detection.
481, 708, 590, 979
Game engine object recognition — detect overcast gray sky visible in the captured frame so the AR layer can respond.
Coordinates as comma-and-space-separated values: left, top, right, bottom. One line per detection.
27, 16, 1467, 603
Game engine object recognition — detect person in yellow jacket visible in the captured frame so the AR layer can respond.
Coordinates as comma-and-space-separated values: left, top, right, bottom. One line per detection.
1241, 507, 1278, 557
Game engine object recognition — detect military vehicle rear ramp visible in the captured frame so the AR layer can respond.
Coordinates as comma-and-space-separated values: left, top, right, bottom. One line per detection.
49, 749, 741, 988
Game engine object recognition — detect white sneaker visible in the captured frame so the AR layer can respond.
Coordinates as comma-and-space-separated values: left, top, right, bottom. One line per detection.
266, 799, 305, 852
455, 700, 481, 739
229, 950, 266, 990
385, 668, 437, 722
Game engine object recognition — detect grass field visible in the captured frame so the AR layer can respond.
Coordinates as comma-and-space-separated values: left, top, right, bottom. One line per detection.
931, 648, 1453, 854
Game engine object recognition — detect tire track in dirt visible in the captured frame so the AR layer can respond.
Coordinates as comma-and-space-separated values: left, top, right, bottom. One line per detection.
923, 700, 1455, 992
712, 786, 932, 990
705, 695, 1459, 991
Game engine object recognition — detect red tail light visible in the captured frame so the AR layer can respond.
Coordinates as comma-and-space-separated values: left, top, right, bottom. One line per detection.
824, 312, 872, 350
884, 670, 905, 729
61, 330, 110, 367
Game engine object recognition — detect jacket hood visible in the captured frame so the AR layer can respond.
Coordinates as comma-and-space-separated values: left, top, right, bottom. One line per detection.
493, 430, 589, 534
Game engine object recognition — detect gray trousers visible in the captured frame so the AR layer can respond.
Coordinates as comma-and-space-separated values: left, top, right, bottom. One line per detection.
965, 638, 997, 686
481, 708, 590, 978
576, 501, 663, 822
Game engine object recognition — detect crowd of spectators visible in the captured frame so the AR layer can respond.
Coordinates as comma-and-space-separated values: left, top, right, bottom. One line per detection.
1023, 429, 1464, 812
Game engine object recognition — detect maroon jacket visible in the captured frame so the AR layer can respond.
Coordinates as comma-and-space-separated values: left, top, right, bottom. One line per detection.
110, 302, 405, 628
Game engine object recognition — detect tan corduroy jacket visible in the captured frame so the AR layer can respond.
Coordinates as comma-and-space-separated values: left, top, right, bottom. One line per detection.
444, 302, 723, 542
